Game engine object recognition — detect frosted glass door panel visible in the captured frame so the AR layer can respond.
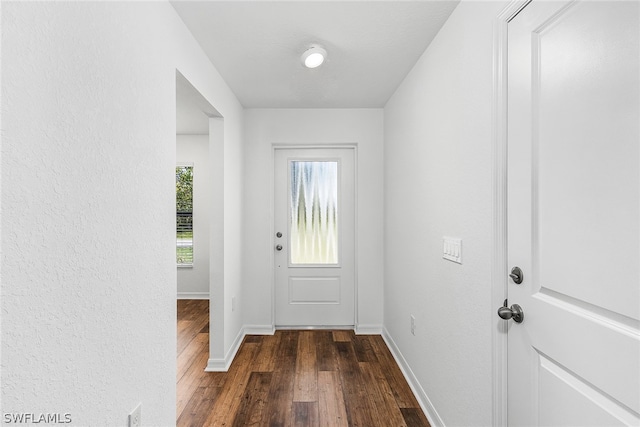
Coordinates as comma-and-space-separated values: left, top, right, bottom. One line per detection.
289, 161, 338, 265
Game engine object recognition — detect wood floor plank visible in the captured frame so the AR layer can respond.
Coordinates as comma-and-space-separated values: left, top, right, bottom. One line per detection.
401, 407, 431, 427
185, 385, 223, 427
369, 335, 422, 409
263, 371, 294, 427
232, 372, 272, 427
176, 301, 430, 426
177, 332, 208, 381
316, 331, 339, 372
176, 347, 210, 416
253, 333, 280, 373
353, 335, 379, 363
177, 300, 209, 355
292, 401, 319, 427
176, 384, 206, 427
360, 361, 408, 427
293, 331, 318, 402
317, 370, 349, 427
203, 342, 260, 426
177, 319, 192, 339
177, 385, 221, 427
263, 331, 298, 426
335, 341, 377, 427
332, 330, 352, 342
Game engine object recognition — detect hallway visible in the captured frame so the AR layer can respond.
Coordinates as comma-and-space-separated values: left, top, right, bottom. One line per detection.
4, 1, 638, 424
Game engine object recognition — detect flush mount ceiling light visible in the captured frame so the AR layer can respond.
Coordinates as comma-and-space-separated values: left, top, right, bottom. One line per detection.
301, 46, 327, 69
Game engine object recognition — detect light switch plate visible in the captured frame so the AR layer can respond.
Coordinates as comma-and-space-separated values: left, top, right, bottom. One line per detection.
128, 403, 141, 427
443, 237, 462, 264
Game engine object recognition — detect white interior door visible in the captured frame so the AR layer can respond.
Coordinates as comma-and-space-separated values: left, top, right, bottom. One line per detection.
274, 147, 355, 327
507, 1, 639, 425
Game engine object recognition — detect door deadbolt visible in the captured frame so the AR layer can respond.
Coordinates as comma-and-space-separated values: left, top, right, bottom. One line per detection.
275, 244, 283, 251
509, 266, 523, 284
276, 232, 283, 238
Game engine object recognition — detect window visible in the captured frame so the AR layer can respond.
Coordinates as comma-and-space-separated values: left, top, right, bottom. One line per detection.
176, 165, 193, 266
289, 161, 339, 264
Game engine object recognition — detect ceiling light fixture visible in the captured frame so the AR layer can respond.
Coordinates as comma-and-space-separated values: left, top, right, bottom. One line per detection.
302, 46, 327, 69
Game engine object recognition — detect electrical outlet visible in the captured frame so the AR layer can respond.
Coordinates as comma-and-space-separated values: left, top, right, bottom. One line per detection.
128, 403, 141, 427
410, 315, 416, 336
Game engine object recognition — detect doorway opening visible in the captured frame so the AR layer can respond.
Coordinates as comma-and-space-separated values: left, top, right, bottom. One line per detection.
175, 71, 224, 416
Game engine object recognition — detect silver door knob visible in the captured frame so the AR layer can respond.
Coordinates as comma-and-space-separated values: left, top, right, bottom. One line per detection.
497, 301, 524, 323
275, 244, 283, 251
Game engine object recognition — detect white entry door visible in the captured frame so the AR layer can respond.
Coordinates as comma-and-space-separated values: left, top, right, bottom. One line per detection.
507, 1, 639, 425
274, 147, 355, 327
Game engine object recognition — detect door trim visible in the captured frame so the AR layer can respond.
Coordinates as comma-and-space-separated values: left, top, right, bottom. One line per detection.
492, 1, 531, 426
271, 143, 359, 330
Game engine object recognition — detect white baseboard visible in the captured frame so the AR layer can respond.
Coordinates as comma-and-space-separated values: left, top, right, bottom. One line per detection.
355, 324, 383, 335
244, 325, 275, 335
382, 327, 445, 427
205, 327, 244, 372
205, 358, 229, 372
177, 292, 209, 300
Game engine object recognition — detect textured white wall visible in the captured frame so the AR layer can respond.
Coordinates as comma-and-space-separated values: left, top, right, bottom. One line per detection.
177, 135, 210, 298
242, 109, 384, 332
1, 2, 243, 424
383, 2, 507, 426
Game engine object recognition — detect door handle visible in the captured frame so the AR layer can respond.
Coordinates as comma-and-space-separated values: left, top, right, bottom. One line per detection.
275, 244, 283, 251
497, 300, 524, 323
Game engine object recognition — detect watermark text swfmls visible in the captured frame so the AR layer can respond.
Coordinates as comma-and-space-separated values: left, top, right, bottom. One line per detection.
3, 413, 72, 424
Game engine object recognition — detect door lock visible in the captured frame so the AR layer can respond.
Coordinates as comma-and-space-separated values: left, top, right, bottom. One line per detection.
275, 244, 283, 251
509, 266, 524, 284
497, 299, 524, 323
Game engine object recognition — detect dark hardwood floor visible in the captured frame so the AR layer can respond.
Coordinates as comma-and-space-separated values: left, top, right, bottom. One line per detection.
177, 299, 431, 426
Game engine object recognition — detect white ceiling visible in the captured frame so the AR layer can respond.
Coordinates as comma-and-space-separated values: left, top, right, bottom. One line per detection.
171, 0, 460, 109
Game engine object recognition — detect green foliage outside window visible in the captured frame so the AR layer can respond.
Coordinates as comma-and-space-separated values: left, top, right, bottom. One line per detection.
176, 166, 193, 265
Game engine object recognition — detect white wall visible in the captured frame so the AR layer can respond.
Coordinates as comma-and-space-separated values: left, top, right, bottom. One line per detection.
383, 1, 507, 426
177, 135, 210, 298
243, 109, 384, 332
1, 2, 243, 424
